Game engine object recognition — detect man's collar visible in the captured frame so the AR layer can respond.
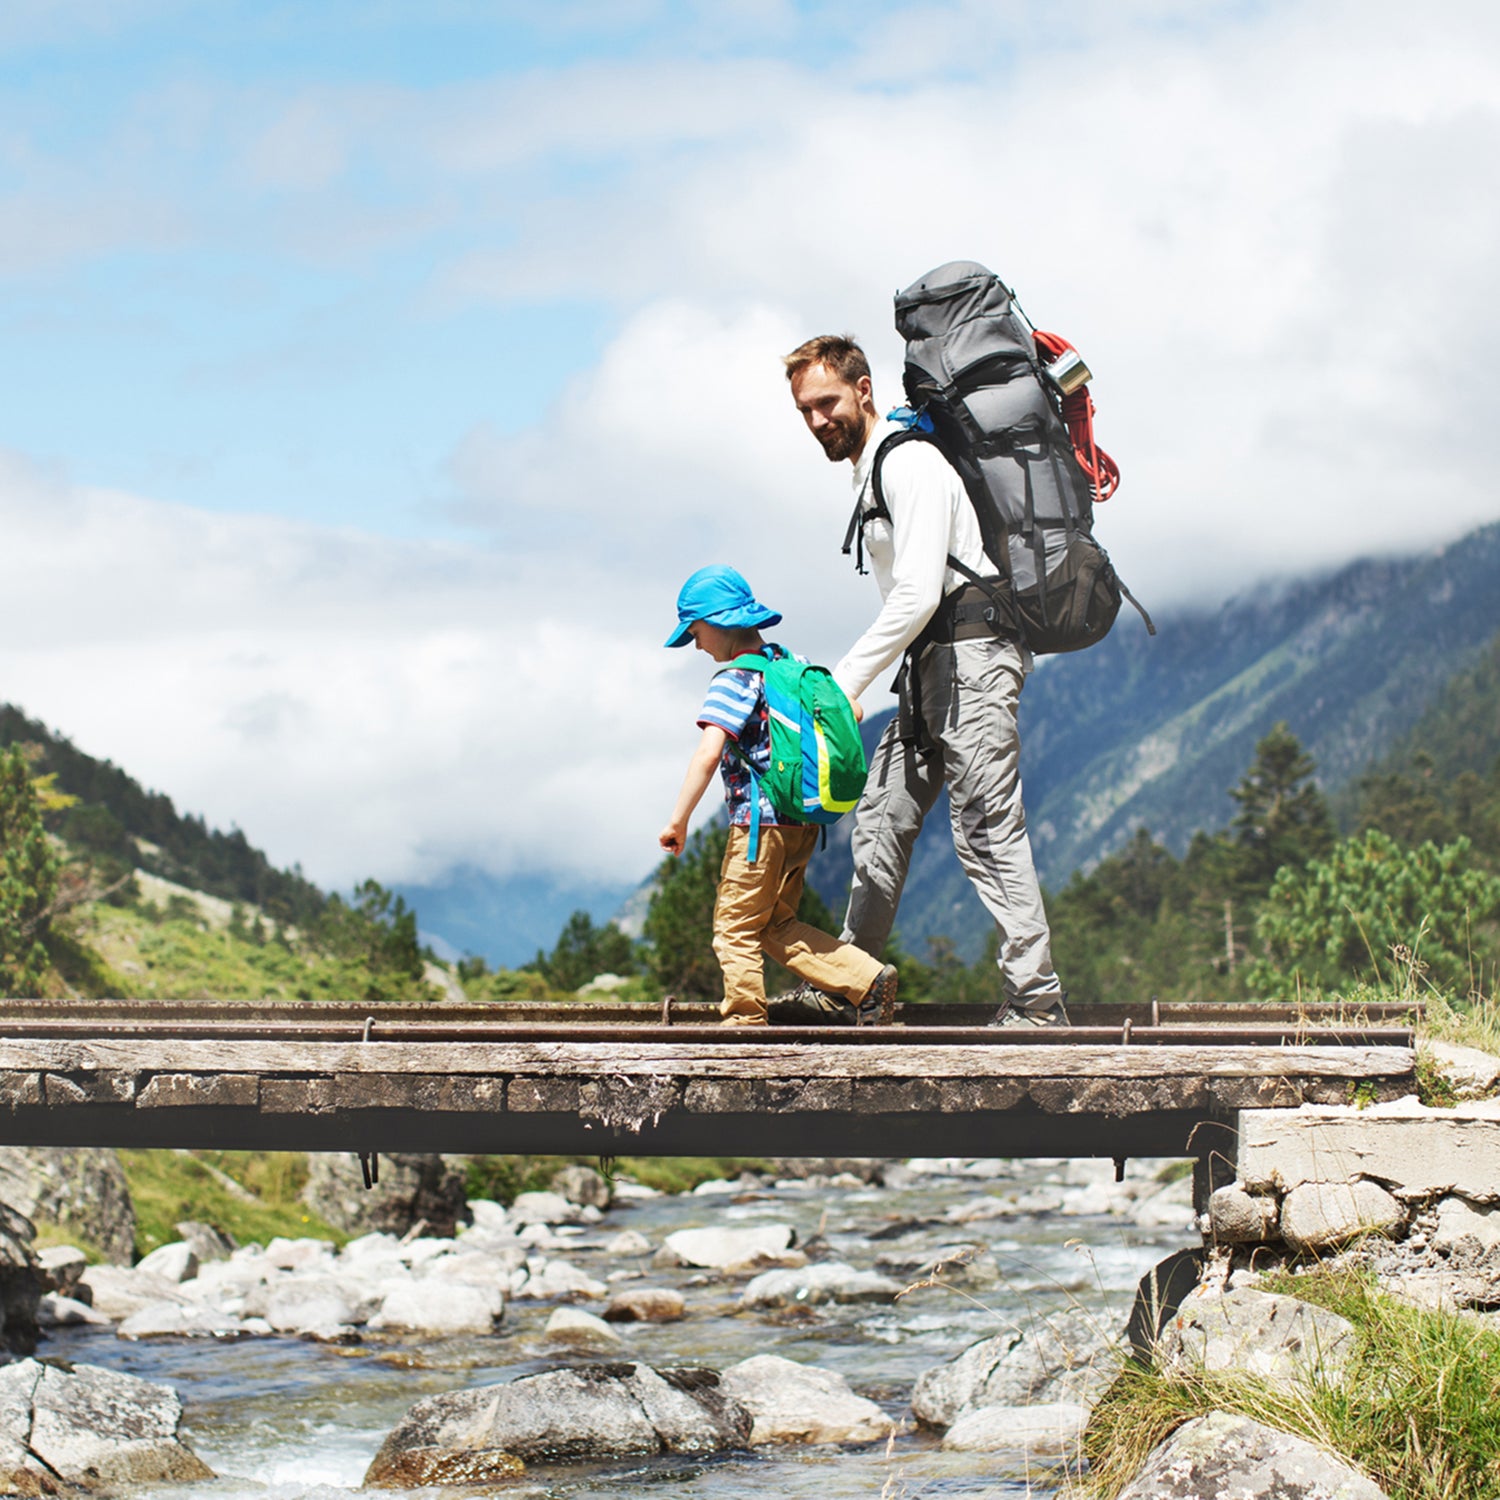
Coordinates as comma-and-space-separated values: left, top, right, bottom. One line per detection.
850, 413, 898, 490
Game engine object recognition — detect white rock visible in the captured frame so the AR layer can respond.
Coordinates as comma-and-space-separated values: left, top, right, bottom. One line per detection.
35, 1246, 87, 1296
37, 1293, 110, 1327
518, 1259, 607, 1301
509, 1191, 582, 1226
543, 1307, 623, 1350
663, 1224, 795, 1270
423, 1251, 516, 1291
606, 1230, 652, 1256
740, 1262, 901, 1308
135, 1243, 200, 1284
77, 1267, 187, 1321
1431, 1195, 1500, 1253
263, 1237, 335, 1272
118, 1301, 247, 1340
466, 1199, 511, 1232
1116, 1410, 1388, 1500
1157, 1288, 1358, 1388
941, 1401, 1087, 1457
609, 1180, 662, 1201
369, 1280, 503, 1334
259, 1278, 373, 1337
1209, 1184, 1281, 1242
719, 1355, 893, 1445
1132, 1174, 1197, 1229
1423, 1040, 1500, 1096
1280, 1180, 1403, 1252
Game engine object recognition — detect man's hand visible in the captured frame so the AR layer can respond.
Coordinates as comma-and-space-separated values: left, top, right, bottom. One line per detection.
659, 820, 688, 857
848, 696, 864, 722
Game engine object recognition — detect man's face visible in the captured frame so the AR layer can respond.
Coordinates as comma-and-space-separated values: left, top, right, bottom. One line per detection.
790, 363, 873, 464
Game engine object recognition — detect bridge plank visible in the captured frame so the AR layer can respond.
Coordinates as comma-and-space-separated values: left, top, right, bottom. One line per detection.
0, 1039, 1415, 1080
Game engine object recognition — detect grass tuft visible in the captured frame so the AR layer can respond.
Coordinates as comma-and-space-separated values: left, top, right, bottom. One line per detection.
1082, 1265, 1500, 1500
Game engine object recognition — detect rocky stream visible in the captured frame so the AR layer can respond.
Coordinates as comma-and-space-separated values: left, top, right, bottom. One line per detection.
12, 1154, 1201, 1498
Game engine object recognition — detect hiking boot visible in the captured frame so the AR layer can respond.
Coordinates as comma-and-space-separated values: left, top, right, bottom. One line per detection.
987, 994, 1071, 1029
767, 982, 858, 1027
857, 964, 899, 1027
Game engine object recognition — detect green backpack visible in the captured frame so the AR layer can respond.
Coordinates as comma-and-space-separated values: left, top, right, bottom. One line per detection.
721, 652, 868, 862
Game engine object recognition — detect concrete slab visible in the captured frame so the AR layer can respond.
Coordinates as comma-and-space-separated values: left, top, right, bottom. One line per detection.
1239, 1100, 1500, 1202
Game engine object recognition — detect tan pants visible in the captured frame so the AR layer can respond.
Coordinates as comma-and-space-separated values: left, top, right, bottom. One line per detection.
713, 824, 884, 1023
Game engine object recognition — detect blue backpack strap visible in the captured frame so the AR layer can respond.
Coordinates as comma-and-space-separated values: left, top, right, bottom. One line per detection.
745, 768, 762, 864
715, 650, 776, 863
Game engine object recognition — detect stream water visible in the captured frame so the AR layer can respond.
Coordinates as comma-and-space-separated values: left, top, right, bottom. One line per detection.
44, 1160, 1196, 1499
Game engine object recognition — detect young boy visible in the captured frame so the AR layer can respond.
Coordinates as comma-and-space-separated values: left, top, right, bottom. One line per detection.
658, 564, 898, 1027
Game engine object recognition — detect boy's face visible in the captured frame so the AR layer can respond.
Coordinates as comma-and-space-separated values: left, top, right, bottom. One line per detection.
687, 620, 738, 662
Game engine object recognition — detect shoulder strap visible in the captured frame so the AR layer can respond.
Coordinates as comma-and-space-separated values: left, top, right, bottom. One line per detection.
841, 429, 936, 576
718, 652, 770, 676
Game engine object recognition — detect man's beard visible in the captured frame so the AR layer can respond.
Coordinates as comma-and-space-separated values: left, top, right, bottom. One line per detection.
817, 417, 863, 462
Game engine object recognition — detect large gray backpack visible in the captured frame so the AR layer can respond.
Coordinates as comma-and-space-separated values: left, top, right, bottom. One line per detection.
873, 260, 1152, 654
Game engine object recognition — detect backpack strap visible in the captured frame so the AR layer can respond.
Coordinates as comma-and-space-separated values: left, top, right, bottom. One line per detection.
843, 428, 934, 576
713, 650, 777, 863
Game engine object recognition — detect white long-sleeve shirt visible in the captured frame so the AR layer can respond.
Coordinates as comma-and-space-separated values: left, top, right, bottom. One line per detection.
832, 417, 990, 701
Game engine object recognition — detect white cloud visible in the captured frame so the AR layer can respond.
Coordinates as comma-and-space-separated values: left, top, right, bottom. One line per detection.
0, 450, 713, 891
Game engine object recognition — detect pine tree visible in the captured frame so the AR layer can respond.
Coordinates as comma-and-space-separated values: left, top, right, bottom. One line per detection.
0, 746, 59, 994
1229, 722, 1336, 889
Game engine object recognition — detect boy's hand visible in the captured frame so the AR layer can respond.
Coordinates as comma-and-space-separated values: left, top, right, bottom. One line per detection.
849, 696, 864, 722
659, 820, 688, 856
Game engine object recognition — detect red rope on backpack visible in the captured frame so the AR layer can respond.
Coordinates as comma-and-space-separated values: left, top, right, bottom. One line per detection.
1033, 329, 1120, 503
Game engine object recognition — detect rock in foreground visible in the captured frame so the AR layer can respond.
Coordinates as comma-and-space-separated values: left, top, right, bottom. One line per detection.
364, 1364, 750, 1485
1115, 1410, 1388, 1499
718, 1355, 893, 1445
0, 1358, 213, 1491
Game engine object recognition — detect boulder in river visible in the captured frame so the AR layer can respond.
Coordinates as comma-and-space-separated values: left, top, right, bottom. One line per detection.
364, 1364, 750, 1484
550, 1165, 611, 1209
0, 1357, 213, 1490
661, 1224, 796, 1271
740, 1262, 902, 1309
604, 1288, 685, 1323
940, 1401, 1087, 1459
544, 1307, 623, 1352
718, 1355, 893, 1445
369, 1281, 504, 1336
911, 1305, 1116, 1427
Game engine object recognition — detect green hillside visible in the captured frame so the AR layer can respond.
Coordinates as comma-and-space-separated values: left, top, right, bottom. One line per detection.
0, 704, 326, 925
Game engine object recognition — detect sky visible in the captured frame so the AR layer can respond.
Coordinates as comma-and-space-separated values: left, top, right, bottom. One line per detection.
1, 0, 1497, 903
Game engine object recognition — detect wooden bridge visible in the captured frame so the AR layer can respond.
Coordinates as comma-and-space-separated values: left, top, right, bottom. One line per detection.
0, 999, 1417, 1204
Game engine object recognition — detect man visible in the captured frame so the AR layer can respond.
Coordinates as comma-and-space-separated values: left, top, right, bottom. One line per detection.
783, 334, 1068, 1026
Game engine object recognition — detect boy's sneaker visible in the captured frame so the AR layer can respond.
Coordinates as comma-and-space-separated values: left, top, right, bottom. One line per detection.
858, 964, 899, 1027
767, 983, 858, 1026
988, 994, 1071, 1029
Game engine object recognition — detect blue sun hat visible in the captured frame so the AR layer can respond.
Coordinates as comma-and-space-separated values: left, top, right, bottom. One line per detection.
664, 565, 782, 648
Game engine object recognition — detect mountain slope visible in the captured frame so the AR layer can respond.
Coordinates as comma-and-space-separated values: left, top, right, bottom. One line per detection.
804, 522, 1500, 960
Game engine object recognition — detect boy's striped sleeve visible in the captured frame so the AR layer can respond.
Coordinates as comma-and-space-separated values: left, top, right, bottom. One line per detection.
698, 670, 760, 740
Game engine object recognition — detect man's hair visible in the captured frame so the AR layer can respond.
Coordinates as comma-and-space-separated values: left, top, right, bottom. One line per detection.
782, 334, 870, 386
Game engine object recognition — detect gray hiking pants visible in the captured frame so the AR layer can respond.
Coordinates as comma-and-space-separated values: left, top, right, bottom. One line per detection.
842, 635, 1062, 1005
